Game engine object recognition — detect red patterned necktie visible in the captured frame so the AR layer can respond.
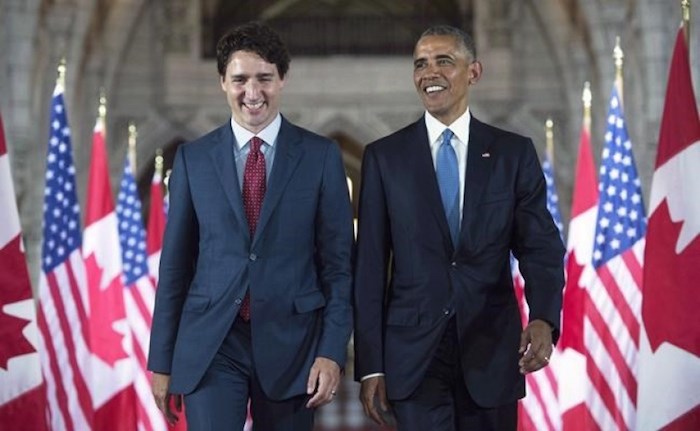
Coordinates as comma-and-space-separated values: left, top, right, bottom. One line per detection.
239, 136, 266, 321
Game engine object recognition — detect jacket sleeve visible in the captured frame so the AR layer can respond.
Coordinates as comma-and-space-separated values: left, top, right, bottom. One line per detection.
511, 138, 566, 342
147, 145, 199, 373
353, 145, 391, 379
314, 141, 355, 366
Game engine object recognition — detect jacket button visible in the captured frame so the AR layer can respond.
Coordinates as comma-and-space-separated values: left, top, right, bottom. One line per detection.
249, 253, 257, 261
451, 261, 457, 267
234, 298, 242, 305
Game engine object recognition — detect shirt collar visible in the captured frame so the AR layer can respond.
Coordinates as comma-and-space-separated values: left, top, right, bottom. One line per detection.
424, 108, 471, 146
230, 113, 282, 150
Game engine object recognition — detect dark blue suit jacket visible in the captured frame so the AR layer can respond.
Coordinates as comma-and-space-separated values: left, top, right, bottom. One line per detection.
148, 117, 354, 400
353, 116, 565, 407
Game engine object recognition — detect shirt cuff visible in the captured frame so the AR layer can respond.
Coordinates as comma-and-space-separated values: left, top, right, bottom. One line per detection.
361, 373, 385, 381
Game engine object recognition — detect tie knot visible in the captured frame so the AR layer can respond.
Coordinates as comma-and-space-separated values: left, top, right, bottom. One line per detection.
249, 136, 264, 152
442, 129, 454, 146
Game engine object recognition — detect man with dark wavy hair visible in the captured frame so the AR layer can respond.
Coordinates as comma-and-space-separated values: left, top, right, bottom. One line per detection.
148, 22, 354, 430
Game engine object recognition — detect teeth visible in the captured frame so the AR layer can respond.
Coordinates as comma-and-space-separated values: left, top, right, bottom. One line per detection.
246, 101, 264, 109
425, 86, 444, 94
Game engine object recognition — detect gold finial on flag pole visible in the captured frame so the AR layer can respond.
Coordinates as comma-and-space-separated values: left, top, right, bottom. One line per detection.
57, 58, 67, 90
582, 81, 592, 129
98, 89, 107, 122
682, 0, 691, 47
545, 118, 554, 161
128, 122, 137, 172
155, 148, 164, 178
613, 36, 624, 103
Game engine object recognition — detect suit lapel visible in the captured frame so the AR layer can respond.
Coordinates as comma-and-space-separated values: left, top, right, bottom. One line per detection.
460, 117, 494, 242
253, 117, 304, 248
209, 123, 250, 243
409, 120, 454, 248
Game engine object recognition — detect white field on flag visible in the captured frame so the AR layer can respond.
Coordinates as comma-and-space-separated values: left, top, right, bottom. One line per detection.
0, 112, 46, 427
638, 28, 700, 430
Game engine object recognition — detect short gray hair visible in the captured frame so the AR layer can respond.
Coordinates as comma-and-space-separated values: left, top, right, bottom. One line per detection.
419, 25, 477, 60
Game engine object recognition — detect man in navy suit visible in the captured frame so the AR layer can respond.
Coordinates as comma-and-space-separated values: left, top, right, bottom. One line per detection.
148, 22, 354, 430
354, 25, 565, 430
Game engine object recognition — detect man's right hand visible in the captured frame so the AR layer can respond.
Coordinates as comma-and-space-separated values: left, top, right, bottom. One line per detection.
152, 372, 182, 425
359, 375, 390, 425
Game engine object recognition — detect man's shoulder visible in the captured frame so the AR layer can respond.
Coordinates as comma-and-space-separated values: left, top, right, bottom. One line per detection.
472, 116, 531, 146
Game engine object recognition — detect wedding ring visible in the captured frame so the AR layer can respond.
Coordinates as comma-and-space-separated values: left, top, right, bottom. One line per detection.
331, 390, 337, 396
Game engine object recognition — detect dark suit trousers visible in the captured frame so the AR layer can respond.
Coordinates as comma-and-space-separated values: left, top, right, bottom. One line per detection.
184, 317, 314, 431
390, 318, 517, 431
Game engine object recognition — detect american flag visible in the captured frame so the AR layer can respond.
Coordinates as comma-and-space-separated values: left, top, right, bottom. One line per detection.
514, 152, 563, 431
36, 84, 94, 430
585, 84, 646, 430
116, 158, 167, 431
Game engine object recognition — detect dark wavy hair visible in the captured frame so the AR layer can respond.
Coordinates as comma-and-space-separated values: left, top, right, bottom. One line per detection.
216, 22, 291, 79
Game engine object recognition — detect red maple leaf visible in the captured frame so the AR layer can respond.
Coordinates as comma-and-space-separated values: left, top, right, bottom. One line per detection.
84, 253, 129, 366
559, 249, 586, 353
644, 200, 700, 356
0, 309, 34, 370
0, 235, 37, 369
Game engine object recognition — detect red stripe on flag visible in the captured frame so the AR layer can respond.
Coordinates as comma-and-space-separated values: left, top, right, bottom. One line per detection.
595, 265, 640, 347
64, 260, 91, 343
621, 250, 643, 290
37, 305, 73, 431
46, 270, 94, 427
585, 295, 637, 403
586, 351, 629, 431
525, 376, 556, 430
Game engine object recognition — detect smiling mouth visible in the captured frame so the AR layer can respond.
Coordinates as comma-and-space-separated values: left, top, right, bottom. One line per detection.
244, 101, 265, 110
424, 85, 446, 94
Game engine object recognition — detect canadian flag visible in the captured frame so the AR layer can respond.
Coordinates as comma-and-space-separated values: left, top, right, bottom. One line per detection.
0, 112, 48, 429
83, 114, 137, 429
638, 28, 700, 429
558, 94, 598, 430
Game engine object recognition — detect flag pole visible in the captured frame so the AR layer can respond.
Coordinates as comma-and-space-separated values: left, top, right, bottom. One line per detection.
545, 118, 554, 162
682, 0, 691, 47
155, 148, 163, 178
128, 121, 137, 173
613, 36, 624, 104
57, 58, 66, 91
582, 81, 592, 129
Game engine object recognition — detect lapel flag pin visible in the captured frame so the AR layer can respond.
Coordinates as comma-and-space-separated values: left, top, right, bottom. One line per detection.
481, 152, 490, 158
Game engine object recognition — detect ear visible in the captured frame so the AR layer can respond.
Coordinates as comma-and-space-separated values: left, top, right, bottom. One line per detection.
469, 61, 483, 85
220, 75, 226, 92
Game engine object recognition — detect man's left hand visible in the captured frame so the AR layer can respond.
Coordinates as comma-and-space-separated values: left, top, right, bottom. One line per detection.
519, 319, 553, 374
306, 357, 341, 408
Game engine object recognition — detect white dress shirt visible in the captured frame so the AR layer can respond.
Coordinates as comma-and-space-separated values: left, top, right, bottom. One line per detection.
424, 108, 471, 224
230, 113, 282, 190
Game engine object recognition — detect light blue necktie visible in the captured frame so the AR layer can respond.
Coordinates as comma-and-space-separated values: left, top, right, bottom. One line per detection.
436, 129, 460, 246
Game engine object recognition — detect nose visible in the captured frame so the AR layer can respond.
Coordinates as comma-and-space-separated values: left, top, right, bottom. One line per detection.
244, 80, 261, 99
